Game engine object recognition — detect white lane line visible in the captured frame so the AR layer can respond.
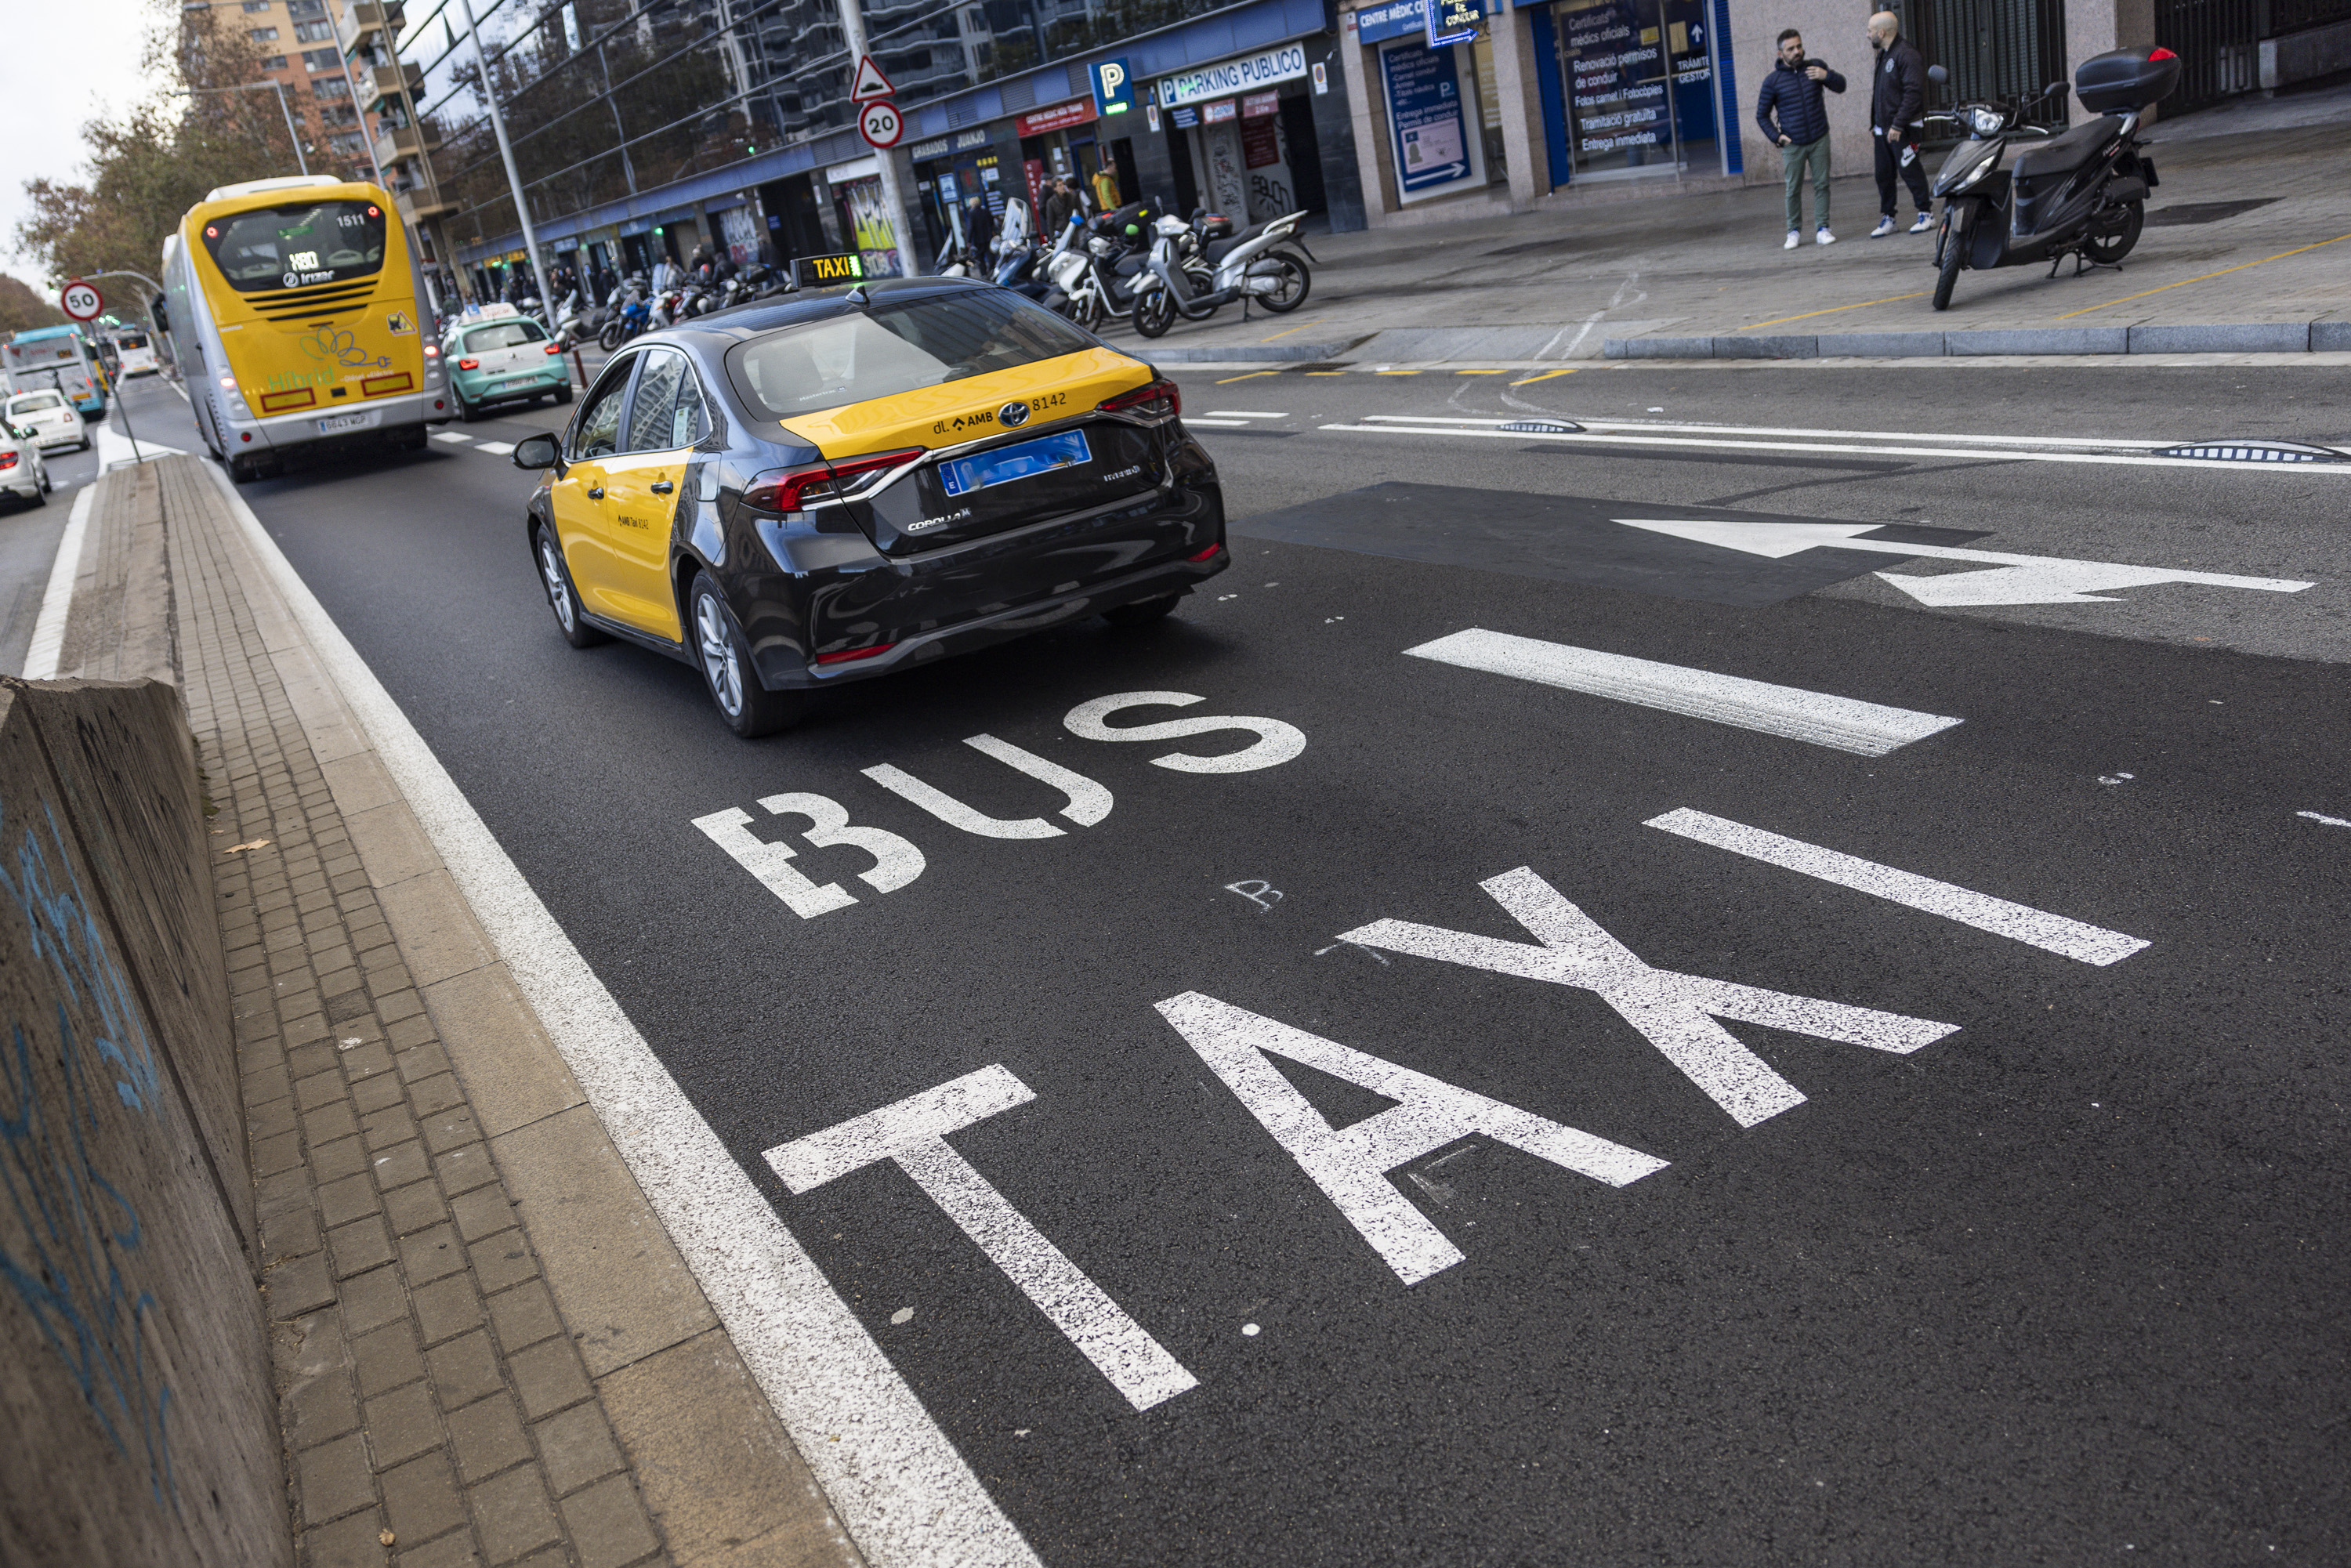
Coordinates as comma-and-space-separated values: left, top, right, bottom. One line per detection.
20, 486, 96, 679
1182, 418, 1255, 428
766, 1065, 1199, 1413
2299, 810, 2351, 828
1353, 413, 2177, 450
433, 431, 474, 444
1322, 421, 2351, 477
1645, 807, 2150, 966
474, 440, 516, 456
1404, 628, 1962, 757
1204, 410, 1288, 418
198, 462, 1039, 1568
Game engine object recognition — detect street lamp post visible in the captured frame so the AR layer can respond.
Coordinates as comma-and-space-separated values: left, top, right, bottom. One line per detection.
831, 0, 918, 276
452, 0, 552, 320
187, 81, 311, 176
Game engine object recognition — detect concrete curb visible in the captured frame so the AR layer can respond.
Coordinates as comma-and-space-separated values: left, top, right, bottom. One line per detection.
169, 457, 868, 1568
1139, 339, 1361, 364
1604, 320, 2350, 360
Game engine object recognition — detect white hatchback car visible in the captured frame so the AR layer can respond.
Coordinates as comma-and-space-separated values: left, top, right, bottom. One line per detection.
0, 424, 53, 509
4, 389, 89, 454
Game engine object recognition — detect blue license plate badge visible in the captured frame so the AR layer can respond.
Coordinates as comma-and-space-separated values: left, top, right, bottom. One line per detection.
939, 429, 1092, 497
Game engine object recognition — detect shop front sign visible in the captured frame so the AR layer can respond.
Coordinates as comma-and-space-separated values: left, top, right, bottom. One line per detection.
1425, 0, 1481, 47
1241, 90, 1281, 118
1353, 0, 1429, 44
1091, 59, 1136, 117
1380, 42, 1475, 197
1016, 99, 1099, 136
1202, 98, 1238, 124
1157, 42, 1309, 107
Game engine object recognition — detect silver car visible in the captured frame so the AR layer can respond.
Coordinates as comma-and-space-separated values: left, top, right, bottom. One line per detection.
4, 389, 89, 454
0, 423, 53, 508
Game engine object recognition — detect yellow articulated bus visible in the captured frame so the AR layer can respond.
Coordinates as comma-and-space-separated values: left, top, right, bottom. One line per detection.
164, 174, 452, 480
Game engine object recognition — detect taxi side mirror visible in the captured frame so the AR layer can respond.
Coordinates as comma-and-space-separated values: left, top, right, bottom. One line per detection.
513, 432, 561, 470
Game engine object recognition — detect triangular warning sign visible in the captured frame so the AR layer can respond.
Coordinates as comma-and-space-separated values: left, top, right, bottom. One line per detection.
850, 54, 894, 100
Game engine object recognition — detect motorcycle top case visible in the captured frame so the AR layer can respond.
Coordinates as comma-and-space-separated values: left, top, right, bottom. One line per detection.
2074, 46, 2183, 113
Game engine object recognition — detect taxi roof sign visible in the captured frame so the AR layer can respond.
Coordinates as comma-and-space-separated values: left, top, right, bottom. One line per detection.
792, 252, 868, 289
850, 55, 895, 100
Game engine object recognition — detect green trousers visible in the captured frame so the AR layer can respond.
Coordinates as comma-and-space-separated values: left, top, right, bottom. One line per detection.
1782, 136, 1831, 231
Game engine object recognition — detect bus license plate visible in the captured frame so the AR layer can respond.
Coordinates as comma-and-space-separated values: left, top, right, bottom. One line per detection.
317, 412, 379, 434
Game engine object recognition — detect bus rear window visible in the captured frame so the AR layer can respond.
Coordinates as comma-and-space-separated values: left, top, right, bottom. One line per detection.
201, 200, 388, 292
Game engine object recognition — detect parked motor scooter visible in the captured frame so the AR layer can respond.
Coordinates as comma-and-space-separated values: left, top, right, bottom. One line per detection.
598, 277, 651, 349
1129, 210, 1312, 338
1927, 47, 2176, 310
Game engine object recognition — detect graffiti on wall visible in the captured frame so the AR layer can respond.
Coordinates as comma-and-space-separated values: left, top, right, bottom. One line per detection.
2, 788, 177, 1509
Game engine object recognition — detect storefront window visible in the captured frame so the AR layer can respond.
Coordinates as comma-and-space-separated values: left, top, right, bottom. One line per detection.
1551, 0, 1715, 179
1471, 35, 1509, 185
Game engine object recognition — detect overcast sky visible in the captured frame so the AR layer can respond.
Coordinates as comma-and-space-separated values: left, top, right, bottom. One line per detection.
0, 0, 169, 297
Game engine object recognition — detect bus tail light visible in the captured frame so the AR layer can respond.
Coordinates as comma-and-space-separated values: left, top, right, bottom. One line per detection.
422, 344, 440, 357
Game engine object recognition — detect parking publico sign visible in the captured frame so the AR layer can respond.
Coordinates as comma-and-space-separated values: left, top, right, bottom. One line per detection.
859, 99, 904, 149
60, 280, 103, 321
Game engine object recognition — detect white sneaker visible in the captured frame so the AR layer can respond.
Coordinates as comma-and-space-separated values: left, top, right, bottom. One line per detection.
1816, 227, 1837, 246
1910, 212, 1936, 234
1869, 217, 1897, 238
1784, 230, 1801, 250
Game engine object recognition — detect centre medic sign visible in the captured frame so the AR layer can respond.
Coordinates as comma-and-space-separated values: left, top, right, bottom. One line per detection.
1157, 42, 1309, 107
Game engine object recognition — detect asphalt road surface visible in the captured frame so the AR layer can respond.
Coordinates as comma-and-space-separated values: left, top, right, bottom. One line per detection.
106, 364, 2351, 1563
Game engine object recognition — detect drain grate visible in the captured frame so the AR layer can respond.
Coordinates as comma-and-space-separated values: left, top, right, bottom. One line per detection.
2155, 439, 2351, 463
1499, 419, 1584, 434
2143, 198, 2279, 228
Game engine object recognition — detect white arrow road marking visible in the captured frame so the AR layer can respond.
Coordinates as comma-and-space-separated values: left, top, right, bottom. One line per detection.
1341, 868, 1959, 1128
1322, 415, 2351, 476
766, 1066, 1200, 1412
1155, 994, 1667, 1285
1645, 808, 2150, 965
1614, 518, 2317, 607
1404, 628, 1962, 755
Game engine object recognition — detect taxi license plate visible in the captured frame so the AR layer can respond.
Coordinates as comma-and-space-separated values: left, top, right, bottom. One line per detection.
317, 412, 379, 434
940, 430, 1092, 497
495, 378, 537, 393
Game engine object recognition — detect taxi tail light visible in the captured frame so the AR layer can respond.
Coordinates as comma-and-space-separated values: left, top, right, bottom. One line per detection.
1186, 542, 1223, 562
1099, 378, 1180, 423
457, 357, 480, 371
544, 343, 563, 355
742, 449, 922, 513
815, 643, 897, 666
0, 452, 17, 470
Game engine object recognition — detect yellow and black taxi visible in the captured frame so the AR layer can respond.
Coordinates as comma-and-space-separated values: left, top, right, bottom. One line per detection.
512, 276, 1226, 736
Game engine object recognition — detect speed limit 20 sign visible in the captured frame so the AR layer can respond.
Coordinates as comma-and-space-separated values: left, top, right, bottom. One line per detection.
859, 100, 904, 150
60, 280, 104, 321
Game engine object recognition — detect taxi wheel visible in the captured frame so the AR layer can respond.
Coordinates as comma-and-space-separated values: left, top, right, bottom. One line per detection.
1104, 593, 1179, 628
552, 384, 574, 405
690, 573, 804, 739
534, 524, 608, 650
456, 394, 480, 423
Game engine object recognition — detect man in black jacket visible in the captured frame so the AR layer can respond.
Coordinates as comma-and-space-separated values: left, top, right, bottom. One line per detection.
1867, 10, 1935, 235
1756, 28, 1846, 248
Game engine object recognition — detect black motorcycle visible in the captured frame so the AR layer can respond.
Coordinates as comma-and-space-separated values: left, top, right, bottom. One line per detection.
1927, 45, 2179, 311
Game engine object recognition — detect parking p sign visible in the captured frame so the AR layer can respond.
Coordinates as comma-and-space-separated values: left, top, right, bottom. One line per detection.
1091, 58, 1136, 117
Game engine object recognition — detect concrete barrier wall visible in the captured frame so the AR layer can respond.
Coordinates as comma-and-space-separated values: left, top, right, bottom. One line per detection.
0, 679, 288, 1567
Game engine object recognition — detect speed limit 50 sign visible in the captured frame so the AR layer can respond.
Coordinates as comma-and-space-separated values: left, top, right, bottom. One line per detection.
60, 280, 104, 321
858, 100, 904, 150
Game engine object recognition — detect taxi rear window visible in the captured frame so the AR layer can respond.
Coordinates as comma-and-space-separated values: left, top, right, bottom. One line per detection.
462, 321, 547, 350
724, 288, 1096, 420
8, 393, 66, 414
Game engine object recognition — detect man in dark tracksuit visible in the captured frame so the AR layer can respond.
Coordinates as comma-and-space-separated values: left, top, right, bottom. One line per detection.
1755, 28, 1846, 248
1867, 9, 1934, 235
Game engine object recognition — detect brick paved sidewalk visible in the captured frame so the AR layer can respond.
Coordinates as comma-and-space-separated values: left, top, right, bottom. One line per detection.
142, 452, 861, 1568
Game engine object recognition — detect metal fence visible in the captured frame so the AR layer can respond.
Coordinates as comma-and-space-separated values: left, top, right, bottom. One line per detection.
2155, 0, 2266, 114
1907, 0, 2072, 127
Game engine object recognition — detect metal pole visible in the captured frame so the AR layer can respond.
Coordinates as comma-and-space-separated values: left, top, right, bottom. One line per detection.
831, 0, 917, 276
454, 0, 553, 320
271, 81, 313, 176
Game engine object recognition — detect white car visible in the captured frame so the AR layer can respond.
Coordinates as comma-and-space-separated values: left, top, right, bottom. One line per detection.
0, 424, 53, 509
4, 389, 89, 454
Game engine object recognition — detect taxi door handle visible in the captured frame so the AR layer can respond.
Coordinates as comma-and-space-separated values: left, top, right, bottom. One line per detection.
587, 485, 604, 499
650, 480, 675, 494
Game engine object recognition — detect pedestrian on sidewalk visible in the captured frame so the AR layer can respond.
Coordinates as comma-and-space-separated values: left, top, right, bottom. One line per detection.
1757, 28, 1845, 249
1867, 10, 1935, 237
